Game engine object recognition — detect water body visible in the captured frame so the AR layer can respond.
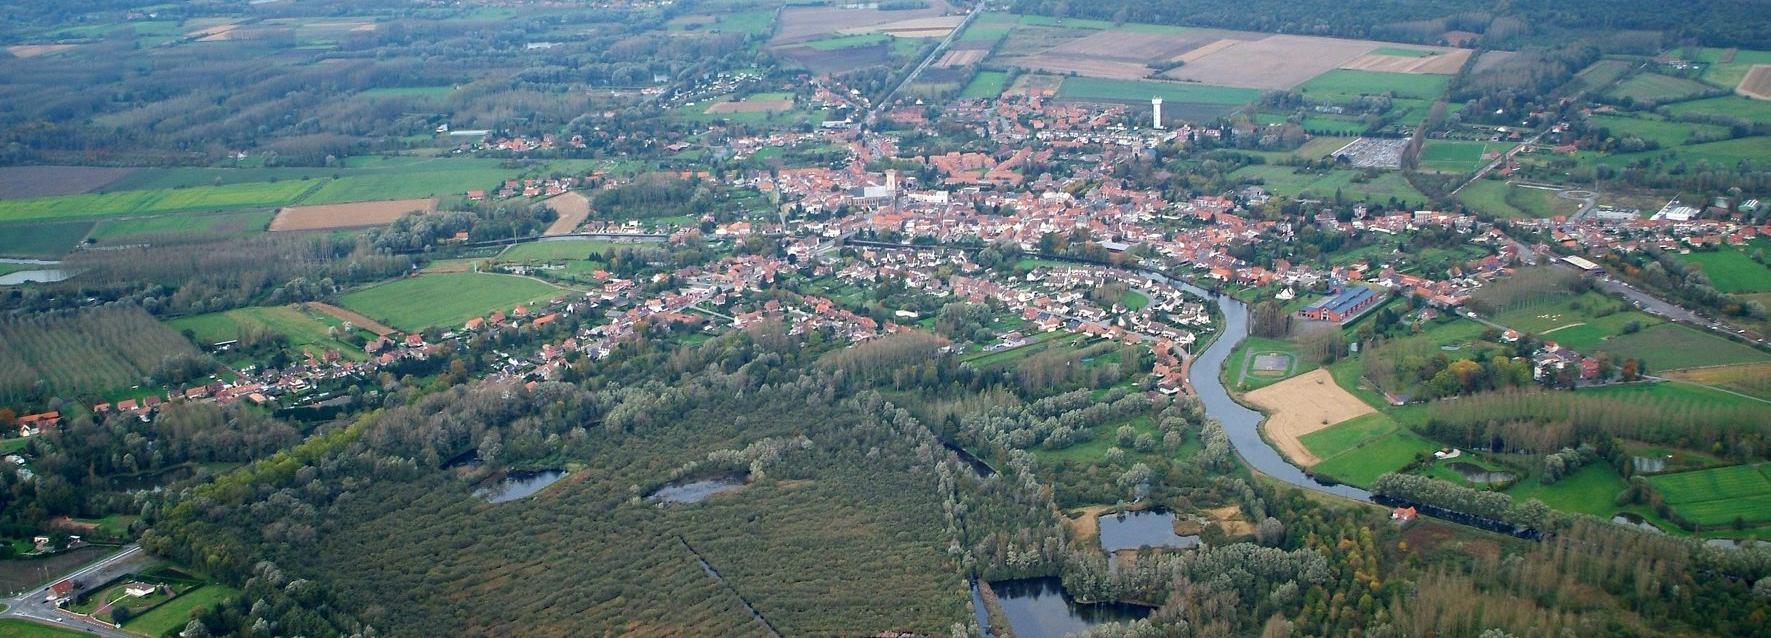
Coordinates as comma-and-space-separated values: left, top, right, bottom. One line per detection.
1097, 510, 1201, 553
1445, 462, 1516, 486
0, 269, 72, 285
474, 469, 566, 503
647, 475, 746, 504
1150, 272, 1372, 500
942, 441, 996, 477
1611, 512, 1664, 533
985, 578, 1151, 638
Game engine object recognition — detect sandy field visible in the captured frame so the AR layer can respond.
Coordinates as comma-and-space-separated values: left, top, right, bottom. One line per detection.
771, 0, 948, 45
542, 192, 591, 235
841, 15, 963, 36
1162, 34, 1378, 90
305, 302, 395, 336
1341, 48, 1470, 74
935, 48, 988, 67
1244, 369, 1376, 467
6, 44, 77, 58
269, 198, 436, 231
1049, 30, 1201, 62
1739, 65, 1771, 100
1173, 38, 1239, 63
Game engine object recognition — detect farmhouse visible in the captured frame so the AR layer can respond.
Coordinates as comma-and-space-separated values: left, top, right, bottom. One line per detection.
1298, 286, 1382, 324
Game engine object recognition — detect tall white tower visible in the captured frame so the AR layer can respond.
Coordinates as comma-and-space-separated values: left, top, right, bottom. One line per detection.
1151, 96, 1164, 129
885, 168, 898, 191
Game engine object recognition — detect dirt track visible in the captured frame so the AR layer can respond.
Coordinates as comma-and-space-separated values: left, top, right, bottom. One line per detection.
1243, 369, 1376, 466
306, 302, 396, 336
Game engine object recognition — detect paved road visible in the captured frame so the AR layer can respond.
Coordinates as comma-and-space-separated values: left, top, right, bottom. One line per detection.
1450, 130, 1546, 196
871, 3, 982, 117
0, 544, 149, 638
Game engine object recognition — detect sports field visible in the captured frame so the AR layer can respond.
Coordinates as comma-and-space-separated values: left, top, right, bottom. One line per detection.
1418, 141, 1513, 173
1647, 463, 1771, 526
337, 273, 567, 331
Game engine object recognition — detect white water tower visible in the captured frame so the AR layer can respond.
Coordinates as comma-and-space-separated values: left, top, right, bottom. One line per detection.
1151, 96, 1163, 129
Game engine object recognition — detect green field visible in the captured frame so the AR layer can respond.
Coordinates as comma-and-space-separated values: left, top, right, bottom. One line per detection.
500, 240, 637, 262
1503, 462, 1629, 517
168, 305, 369, 361
1662, 95, 1771, 125
0, 181, 316, 224
961, 71, 1009, 99
337, 273, 567, 331
1418, 140, 1513, 173
1603, 135, 1771, 167
122, 585, 239, 638
1307, 420, 1438, 488
0, 220, 93, 258
1230, 165, 1427, 204
1296, 70, 1448, 101
1372, 47, 1437, 58
1579, 378, 1771, 412
1057, 77, 1260, 105
1590, 322, 1770, 371
1590, 113, 1731, 147
1455, 180, 1530, 218
1569, 59, 1634, 94
1647, 463, 1771, 526
301, 168, 506, 205
1299, 412, 1397, 460
88, 209, 275, 243
1606, 72, 1713, 102
1227, 336, 1315, 390
1676, 242, 1771, 293
0, 620, 88, 638
1299, 114, 1369, 135
1493, 291, 1664, 352
804, 33, 893, 50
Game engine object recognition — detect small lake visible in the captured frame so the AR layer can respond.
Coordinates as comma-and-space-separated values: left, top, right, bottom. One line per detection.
1611, 512, 1664, 533
474, 469, 566, 503
985, 578, 1151, 638
647, 475, 746, 504
942, 441, 996, 477
1097, 510, 1200, 553
1446, 461, 1515, 486
0, 269, 72, 285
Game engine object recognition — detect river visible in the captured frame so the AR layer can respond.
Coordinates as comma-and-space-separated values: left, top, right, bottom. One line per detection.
1147, 271, 1373, 501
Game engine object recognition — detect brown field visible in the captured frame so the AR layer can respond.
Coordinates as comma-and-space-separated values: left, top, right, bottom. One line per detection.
841, 15, 963, 37
306, 302, 395, 336
1051, 30, 1206, 62
1738, 65, 1771, 100
189, 23, 241, 41
992, 25, 1092, 57
269, 198, 436, 231
0, 166, 137, 199
1340, 48, 1469, 74
6, 44, 76, 58
776, 44, 893, 75
542, 192, 591, 235
706, 98, 794, 114
1243, 369, 1377, 467
771, 0, 948, 45
935, 48, 988, 67
1174, 38, 1239, 63
1664, 363, 1771, 401
1006, 73, 1063, 97
1162, 34, 1378, 89
1001, 55, 1150, 80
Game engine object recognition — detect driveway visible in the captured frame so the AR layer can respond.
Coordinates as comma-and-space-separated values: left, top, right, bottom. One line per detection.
0, 544, 150, 638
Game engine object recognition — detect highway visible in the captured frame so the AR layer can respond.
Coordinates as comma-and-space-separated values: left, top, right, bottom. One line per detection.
0, 544, 149, 638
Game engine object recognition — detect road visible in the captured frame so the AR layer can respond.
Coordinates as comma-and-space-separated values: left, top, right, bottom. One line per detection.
870, 3, 982, 117
1450, 130, 1546, 196
0, 544, 149, 638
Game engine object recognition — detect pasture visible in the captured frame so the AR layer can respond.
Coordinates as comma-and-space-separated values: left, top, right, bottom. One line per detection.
1296, 69, 1448, 101
269, 198, 437, 231
169, 305, 369, 361
1664, 363, 1771, 402
960, 71, 1009, 99
1245, 369, 1377, 467
1603, 135, 1771, 167
1590, 113, 1731, 147
1568, 59, 1634, 94
1689, 47, 1771, 90
1418, 140, 1512, 173
90, 209, 274, 243
0, 220, 93, 258
1675, 242, 1771, 293
1647, 463, 1771, 526
1305, 420, 1438, 488
0, 181, 316, 224
1493, 291, 1663, 352
337, 273, 567, 332
1605, 72, 1713, 103
1661, 95, 1771, 124
1593, 323, 1770, 371
1230, 165, 1427, 205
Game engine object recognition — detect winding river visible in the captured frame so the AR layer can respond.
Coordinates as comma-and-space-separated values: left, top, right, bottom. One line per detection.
1147, 271, 1374, 501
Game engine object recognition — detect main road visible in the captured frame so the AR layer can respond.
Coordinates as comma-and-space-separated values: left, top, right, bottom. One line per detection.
1, 544, 149, 638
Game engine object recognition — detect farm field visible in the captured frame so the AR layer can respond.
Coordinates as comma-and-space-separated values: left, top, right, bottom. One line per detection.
0, 219, 94, 258
1589, 322, 1770, 371
1689, 47, 1771, 89
1245, 369, 1376, 467
1502, 462, 1631, 517
1605, 72, 1713, 102
89, 209, 274, 243
1455, 180, 1530, 218
1418, 140, 1513, 173
1230, 165, 1428, 205
1664, 363, 1771, 402
1675, 242, 1771, 292
1296, 69, 1448, 101
1492, 291, 1663, 353
1603, 136, 1771, 167
269, 198, 437, 231
960, 71, 1009, 99
168, 305, 369, 361
1306, 420, 1438, 488
1056, 77, 1260, 105
337, 273, 567, 332
1568, 59, 1634, 94
1662, 94, 1771, 124
0, 181, 316, 224
0, 166, 137, 199
1590, 113, 1731, 147
1647, 463, 1771, 526
0, 305, 204, 405
500, 239, 638, 262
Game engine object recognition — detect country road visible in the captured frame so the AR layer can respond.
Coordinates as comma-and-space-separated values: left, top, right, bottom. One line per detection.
871, 3, 982, 117
0, 544, 149, 638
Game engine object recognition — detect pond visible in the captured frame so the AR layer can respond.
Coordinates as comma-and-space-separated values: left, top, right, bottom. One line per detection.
942, 441, 996, 477
1445, 461, 1515, 486
647, 475, 746, 504
1097, 509, 1201, 553
0, 269, 73, 285
474, 469, 566, 503
982, 578, 1151, 638
1611, 512, 1664, 533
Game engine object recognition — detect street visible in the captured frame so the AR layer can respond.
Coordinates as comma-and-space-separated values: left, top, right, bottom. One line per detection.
1, 544, 149, 638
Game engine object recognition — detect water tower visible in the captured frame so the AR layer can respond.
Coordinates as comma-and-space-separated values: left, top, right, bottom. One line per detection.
1151, 96, 1163, 129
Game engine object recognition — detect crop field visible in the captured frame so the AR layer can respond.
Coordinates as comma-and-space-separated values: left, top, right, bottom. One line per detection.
0, 220, 94, 258
542, 191, 591, 235
1662, 94, 1771, 124
90, 209, 274, 243
1296, 69, 1448, 101
0, 166, 137, 199
770, 0, 949, 45
169, 305, 368, 360
1418, 140, 1512, 173
1605, 72, 1714, 102
1056, 77, 1260, 106
1664, 363, 1771, 402
270, 198, 437, 231
1159, 35, 1381, 90
1592, 323, 1770, 370
960, 71, 1009, 99
1675, 241, 1771, 292
1590, 113, 1731, 147
0, 181, 316, 224
1736, 65, 1771, 100
301, 169, 505, 205
338, 273, 566, 332
1647, 463, 1771, 526
1568, 59, 1634, 93
1230, 165, 1428, 205
1339, 48, 1469, 74
1246, 369, 1377, 467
